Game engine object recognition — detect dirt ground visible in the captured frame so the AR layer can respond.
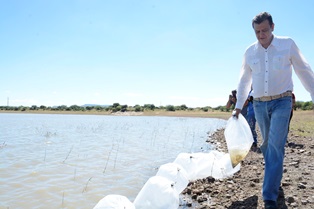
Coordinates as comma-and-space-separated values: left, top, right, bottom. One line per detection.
180, 111, 314, 209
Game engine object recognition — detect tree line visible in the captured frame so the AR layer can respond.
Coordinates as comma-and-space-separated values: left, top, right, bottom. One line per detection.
0, 103, 210, 112
0, 101, 312, 113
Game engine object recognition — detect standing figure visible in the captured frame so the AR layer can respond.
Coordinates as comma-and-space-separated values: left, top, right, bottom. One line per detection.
226, 90, 247, 116
245, 92, 257, 148
288, 92, 296, 132
233, 12, 314, 209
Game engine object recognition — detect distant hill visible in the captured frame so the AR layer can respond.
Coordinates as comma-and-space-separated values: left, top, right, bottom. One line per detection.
81, 104, 110, 107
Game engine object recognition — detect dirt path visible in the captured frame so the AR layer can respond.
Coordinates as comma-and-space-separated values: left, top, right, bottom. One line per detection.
180, 115, 314, 209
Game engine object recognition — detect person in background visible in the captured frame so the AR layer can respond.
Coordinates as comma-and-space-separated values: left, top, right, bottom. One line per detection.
232, 12, 314, 209
226, 90, 237, 109
244, 91, 257, 148
288, 92, 296, 132
226, 90, 248, 116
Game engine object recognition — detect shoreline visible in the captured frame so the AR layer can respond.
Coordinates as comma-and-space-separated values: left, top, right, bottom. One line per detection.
0, 109, 231, 120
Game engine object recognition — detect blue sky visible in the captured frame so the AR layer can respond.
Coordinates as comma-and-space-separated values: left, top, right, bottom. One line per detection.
1, 0, 314, 108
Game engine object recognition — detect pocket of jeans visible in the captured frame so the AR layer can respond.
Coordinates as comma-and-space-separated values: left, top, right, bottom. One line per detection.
248, 59, 261, 74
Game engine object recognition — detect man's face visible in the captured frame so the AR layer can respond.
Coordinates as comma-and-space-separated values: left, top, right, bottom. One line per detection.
253, 19, 274, 48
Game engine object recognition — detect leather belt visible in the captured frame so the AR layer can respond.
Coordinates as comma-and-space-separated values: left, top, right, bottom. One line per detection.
254, 91, 292, 102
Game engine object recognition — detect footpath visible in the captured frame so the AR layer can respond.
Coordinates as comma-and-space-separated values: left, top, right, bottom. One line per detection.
180, 125, 314, 209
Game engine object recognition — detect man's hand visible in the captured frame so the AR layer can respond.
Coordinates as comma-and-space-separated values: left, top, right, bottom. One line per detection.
232, 108, 242, 118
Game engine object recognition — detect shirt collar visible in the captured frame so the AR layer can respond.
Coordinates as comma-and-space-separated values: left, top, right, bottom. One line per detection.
270, 35, 279, 48
255, 34, 278, 49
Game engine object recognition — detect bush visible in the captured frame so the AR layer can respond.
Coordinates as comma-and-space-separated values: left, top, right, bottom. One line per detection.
166, 105, 175, 111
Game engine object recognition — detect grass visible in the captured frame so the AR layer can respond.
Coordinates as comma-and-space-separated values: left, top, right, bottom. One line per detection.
141, 110, 231, 119
289, 110, 314, 138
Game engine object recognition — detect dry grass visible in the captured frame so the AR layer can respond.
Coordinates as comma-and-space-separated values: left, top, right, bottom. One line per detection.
141, 110, 231, 120
289, 110, 314, 138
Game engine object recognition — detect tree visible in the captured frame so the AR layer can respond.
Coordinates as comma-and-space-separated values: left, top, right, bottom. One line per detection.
166, 105, 175, 111
57, 105, 68, 111
301, 101, 313, 110
143, 104, 156, 110
70, 105, 84, 111
134, 105, 142, 112
86, 106, 94, 111
30, 105, 38, 110
121, 105, 128, 112
201, 107, 209, 112
95, 106, 104, 111
295, 101, 302, 110
112, 103, 120, 108
180, 104, 188, 110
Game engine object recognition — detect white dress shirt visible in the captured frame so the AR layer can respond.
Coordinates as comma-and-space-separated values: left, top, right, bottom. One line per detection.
235, 35, 314, 110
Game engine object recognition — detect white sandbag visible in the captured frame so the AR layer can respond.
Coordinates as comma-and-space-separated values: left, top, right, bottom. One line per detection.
210, 152, 241, 179
156, 162, 189, 194
174, 150, 240, 180
133, 176, 179, 209
173, 151, 234, 181
224, 114, 253, 167
93, 194, 135, 209
173, 152, 203, 181
191, 151, 221, 180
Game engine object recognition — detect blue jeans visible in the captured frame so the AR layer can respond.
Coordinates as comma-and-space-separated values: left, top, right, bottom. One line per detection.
253, 96, 292, 201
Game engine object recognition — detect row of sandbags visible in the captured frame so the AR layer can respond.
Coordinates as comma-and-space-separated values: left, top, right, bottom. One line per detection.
93, 151, 240, 209
93, 115, 253, 209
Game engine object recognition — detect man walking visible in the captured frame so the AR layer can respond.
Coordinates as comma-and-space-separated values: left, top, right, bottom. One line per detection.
233, 12, 314, 209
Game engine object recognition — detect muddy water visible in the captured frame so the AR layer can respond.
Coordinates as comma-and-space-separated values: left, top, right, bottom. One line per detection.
0, 113, 226, 209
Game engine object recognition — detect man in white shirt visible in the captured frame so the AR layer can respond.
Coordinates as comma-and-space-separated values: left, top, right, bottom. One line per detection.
233, 12, 314, 209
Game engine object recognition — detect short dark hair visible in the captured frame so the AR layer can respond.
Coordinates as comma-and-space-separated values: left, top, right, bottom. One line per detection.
231, 90, 237, 96
252, 12, 274, 28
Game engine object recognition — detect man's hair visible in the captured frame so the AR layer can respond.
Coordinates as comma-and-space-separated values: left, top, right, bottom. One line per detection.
252, 12, 273, 28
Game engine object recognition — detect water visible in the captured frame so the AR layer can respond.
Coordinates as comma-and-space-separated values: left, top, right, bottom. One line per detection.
0, 113, 226, 209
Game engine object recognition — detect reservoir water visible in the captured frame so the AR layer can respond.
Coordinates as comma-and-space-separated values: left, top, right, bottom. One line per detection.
0, 113, 226, 209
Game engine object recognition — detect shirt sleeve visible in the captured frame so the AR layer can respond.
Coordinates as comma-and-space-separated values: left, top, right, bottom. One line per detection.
235, 52, 252, 110
290, 40, 314, 102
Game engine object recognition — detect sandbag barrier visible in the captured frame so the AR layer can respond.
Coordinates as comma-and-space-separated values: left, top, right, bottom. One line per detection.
93, 115, 253, 209
93, 151, 240, 209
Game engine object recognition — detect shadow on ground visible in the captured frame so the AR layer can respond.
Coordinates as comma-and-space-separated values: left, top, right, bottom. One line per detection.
227, 195, 258, 209
226, 187, 288, 209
